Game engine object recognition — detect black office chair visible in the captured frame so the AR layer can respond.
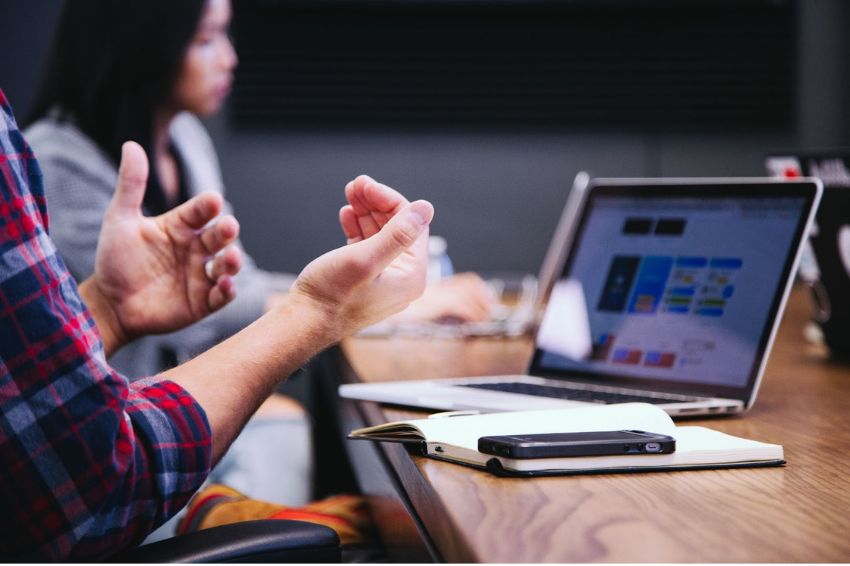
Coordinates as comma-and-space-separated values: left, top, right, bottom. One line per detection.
111, 519, 341, 563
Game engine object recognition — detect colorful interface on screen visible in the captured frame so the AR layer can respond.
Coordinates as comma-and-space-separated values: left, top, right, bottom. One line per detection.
538, 194, 806, 388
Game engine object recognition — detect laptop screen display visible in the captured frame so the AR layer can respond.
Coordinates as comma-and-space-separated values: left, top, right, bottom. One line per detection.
533, 182, 816, 398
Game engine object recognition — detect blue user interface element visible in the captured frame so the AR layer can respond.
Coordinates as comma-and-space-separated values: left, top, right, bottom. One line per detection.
627, 256, 674, 314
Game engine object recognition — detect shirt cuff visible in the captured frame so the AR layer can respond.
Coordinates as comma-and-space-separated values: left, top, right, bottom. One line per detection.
125, 378, 212, 517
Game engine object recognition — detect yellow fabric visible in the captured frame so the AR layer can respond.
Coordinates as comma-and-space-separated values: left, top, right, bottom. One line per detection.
177, 484, 371, 546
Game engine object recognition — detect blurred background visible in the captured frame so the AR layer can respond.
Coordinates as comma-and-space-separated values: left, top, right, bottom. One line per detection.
2, 0, 849, 276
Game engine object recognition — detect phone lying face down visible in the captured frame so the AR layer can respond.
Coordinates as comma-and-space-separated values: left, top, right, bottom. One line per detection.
477, 430, 676, 459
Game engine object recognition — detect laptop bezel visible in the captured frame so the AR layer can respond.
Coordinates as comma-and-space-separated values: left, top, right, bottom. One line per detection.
526, 177, 822, 403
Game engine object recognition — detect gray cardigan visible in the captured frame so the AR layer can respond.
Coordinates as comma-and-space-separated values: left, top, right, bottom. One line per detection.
25, 112, 296, 378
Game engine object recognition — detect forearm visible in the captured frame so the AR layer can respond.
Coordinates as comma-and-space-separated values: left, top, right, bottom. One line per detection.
161, 292, 338, 463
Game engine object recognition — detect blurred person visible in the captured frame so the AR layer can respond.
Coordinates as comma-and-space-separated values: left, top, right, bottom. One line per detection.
26, 0, 494, 376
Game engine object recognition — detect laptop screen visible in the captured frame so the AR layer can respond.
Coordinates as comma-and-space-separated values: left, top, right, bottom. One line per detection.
530, 180, 819, 400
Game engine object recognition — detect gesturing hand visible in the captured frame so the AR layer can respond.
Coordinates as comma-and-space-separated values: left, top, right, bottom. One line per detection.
289, 175, 434, 339
338, 175, 407, 243
81, 142, 242, 354
340, 176, 496, 324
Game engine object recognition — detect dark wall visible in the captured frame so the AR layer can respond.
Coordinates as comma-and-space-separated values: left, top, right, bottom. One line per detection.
2, 0, 848, 276
0, 0, 63, 118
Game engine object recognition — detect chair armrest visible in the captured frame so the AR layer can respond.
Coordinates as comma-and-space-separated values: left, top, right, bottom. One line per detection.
113, 520, 341, 563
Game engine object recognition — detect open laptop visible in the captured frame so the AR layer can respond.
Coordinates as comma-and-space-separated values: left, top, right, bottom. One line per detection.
340, 177, 822, 417
766, 151, 850, 357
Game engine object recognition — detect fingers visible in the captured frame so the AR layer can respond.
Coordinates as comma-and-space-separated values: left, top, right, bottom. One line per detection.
169, 191, 225, 232
199, 214, 240, 255
204, 248, 241, 313
451, 273, 499, 312
352, 199, 434, 276
339, 205, 363, 243
442, 292, 493, 322
345, 175, 409, 239
345, 175, 408, 215
411, 274, 496, 323
205, 245, 242, 281
207, 274, 237, 312
462, 295, 496, 321
110, 141, 149, 212
199, 219, 241, 314
357, 213, 381, 241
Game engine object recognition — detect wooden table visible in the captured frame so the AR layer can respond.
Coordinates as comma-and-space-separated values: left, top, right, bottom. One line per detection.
337, 287, 850, 562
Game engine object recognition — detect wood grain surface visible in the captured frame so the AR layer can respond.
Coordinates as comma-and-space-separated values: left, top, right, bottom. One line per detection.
341, 287, 850, 562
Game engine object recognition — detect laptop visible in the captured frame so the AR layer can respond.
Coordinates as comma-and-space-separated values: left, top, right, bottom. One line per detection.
340, 177, 822, 417
766, 151, 850, 357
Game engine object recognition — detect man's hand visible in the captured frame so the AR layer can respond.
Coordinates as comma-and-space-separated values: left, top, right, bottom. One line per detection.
288, 175, 434, 340
340, 176, 496, 324
80, 142, 242, 355
338, 175, 407, 243
162, 175, 431, 461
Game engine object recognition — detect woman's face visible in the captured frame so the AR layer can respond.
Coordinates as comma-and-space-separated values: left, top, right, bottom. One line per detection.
173, 0, 237, 116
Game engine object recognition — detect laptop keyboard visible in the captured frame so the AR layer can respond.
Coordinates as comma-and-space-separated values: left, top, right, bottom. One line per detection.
458, 382, 699, 405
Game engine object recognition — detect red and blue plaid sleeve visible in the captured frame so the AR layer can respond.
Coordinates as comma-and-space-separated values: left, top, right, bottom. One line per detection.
0, 90, 212, 560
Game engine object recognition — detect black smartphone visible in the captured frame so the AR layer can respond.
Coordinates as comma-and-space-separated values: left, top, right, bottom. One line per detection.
477, 430, 676, 459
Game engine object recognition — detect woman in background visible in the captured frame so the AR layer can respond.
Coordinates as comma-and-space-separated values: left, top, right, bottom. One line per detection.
25, 0, 494, 532
25, 0, 312, 526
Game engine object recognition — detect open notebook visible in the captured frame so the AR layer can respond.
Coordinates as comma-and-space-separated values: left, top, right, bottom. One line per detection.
349, 403, 785, 477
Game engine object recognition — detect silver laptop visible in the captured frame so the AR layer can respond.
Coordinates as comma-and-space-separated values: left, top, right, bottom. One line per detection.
341, 177, 822, 417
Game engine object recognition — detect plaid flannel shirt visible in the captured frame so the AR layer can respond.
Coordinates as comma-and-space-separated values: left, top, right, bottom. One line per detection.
0, 90, 212, 560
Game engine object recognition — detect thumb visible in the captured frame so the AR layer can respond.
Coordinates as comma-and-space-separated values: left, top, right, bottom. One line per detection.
354, 200, 434, 274
110, 141, 149, 213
